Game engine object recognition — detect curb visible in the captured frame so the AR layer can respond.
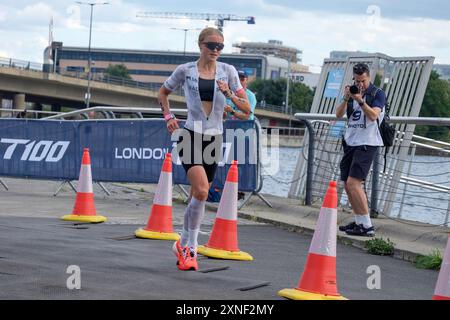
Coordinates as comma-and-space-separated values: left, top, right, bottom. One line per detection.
113, 183, 426, 265
236, 210, 422, 264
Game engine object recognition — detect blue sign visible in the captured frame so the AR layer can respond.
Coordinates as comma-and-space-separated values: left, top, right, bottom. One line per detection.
0, 119, 259, 191
324, 69, 344, 98
329, 121, 346, 138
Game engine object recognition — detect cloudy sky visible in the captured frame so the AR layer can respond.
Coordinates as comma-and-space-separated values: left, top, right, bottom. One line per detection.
1, 0, 449, 72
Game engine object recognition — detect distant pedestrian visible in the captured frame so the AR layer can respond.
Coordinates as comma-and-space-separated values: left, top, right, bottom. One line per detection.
220, 69, 257, 201
224, 70, 257, 120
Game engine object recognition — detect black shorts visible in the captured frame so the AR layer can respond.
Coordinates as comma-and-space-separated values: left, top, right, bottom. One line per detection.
340, 145, 378, 182
176, 128, 223, 183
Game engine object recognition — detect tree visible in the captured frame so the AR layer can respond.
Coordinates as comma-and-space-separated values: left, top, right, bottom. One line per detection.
104, 64, 132, 79
415, 71, 450, 141
248, 78, 314, 112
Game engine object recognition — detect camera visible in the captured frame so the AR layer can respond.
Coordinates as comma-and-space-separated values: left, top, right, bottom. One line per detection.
349, 85, 360, 94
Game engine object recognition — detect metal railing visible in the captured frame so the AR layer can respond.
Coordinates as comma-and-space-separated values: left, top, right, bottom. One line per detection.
0, 57, 43, 71
293, 113, 450, 226
0, 108, 62, 118
262, 126, 305, 137
257, 103, 294, 115
43, 106, 188, 120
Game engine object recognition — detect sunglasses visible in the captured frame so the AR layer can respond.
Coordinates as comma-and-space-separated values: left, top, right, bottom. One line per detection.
203, 42, 225, 51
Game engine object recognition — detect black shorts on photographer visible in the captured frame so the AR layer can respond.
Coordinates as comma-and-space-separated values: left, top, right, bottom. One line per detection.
341, 83, 386, 181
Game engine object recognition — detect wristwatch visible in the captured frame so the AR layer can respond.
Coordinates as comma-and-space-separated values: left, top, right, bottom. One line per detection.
164, 113, 176, 121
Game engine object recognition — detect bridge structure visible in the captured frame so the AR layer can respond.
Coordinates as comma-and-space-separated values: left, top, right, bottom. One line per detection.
0, 57, 297, 128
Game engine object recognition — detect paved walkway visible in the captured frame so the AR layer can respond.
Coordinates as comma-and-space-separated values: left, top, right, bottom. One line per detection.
117, 181, 450, 262
0, 178, 446, 300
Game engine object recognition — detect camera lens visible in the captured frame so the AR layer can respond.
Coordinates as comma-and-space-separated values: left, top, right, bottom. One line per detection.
350, 85, 359, 94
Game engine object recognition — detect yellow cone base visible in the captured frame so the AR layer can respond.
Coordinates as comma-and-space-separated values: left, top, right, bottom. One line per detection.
60, 214, 107, 223
278, 288, 347, 300
134, 228, 180, 241
197, 245, 253, 261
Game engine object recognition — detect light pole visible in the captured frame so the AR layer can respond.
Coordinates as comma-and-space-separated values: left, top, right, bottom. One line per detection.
76, 1, 109, 109
170, 27, 201, 55
285, 52, 296, 128
285, 57, 291, 115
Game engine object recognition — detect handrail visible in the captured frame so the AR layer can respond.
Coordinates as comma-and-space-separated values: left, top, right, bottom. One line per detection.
294, 113, 450, 126
44, 106, 188, 120
0, 108, 61, 115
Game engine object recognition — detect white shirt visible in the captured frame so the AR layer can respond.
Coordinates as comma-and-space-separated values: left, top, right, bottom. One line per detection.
344, 97, 385, 147
164, 61, 244, 135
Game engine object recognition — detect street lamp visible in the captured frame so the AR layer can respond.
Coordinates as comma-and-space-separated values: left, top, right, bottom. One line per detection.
76, 1, 109, 109
170, 27, 202, 55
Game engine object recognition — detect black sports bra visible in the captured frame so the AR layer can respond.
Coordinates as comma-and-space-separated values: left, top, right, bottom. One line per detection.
198, 78, 215, 102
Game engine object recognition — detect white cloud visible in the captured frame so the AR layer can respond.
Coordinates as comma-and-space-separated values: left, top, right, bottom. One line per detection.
0, 1, 449, 67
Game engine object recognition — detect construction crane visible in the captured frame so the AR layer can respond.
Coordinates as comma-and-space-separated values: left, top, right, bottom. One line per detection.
136, 12, 255, 32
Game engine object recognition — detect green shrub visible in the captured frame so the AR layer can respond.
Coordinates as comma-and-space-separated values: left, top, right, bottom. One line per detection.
414, 249, 442, 270
365, 237, 395, 256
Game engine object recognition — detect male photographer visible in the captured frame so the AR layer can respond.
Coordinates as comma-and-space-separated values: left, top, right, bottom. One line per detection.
335, 63, 386, 237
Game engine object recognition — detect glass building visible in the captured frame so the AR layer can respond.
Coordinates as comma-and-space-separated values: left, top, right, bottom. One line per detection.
44, 42, 290, 86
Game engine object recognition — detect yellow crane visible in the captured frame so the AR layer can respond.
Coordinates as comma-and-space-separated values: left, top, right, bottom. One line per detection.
136, 12, 255, 32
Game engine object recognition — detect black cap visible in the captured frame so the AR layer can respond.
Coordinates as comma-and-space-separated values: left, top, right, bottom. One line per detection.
238, 70, 248, 78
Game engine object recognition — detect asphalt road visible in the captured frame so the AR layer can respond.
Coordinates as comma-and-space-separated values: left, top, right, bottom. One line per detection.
0, 216, 439, 300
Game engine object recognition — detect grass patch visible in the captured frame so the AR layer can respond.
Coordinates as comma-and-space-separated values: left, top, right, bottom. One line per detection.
365, 237, 395, 256
414, 249, 442, 270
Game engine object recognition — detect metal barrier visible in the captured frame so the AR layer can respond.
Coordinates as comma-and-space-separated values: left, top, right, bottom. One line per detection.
46, 106, 270, 207
257, 103, 292, 114
43, 106, 188, 120
289, 54, 435, 218
294, 113, 450, 226
262, 126, 305, 137
0, 108, 62, 119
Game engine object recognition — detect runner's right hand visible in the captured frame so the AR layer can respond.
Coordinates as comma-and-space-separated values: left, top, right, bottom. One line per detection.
167, 118, 179, 134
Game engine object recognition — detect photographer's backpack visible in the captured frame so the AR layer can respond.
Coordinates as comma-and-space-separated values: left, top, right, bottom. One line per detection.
367, 87, 396, 172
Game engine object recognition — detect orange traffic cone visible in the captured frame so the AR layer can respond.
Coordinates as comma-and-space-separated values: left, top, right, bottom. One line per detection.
278, 181, 346, 300
432, 234, 450, 300
135, 153, 180, 241
61, 148, 107, 223
197, 160, 253, 261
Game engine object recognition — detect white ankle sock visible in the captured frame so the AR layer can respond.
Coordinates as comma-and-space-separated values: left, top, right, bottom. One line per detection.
358, 214, 373, 228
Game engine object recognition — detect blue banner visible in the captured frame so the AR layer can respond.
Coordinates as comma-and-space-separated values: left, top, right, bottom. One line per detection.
0, 119, 259, 191
324, 69, 344, 98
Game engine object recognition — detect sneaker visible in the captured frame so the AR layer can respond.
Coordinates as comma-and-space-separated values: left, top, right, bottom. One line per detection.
172, 240, 185, 265
345, 224, 375, 237
177, 247, 198, 271
339, 221, 357, 232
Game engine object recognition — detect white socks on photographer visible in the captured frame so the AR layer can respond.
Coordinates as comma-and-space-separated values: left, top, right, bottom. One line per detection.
355, 214, 372, 229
